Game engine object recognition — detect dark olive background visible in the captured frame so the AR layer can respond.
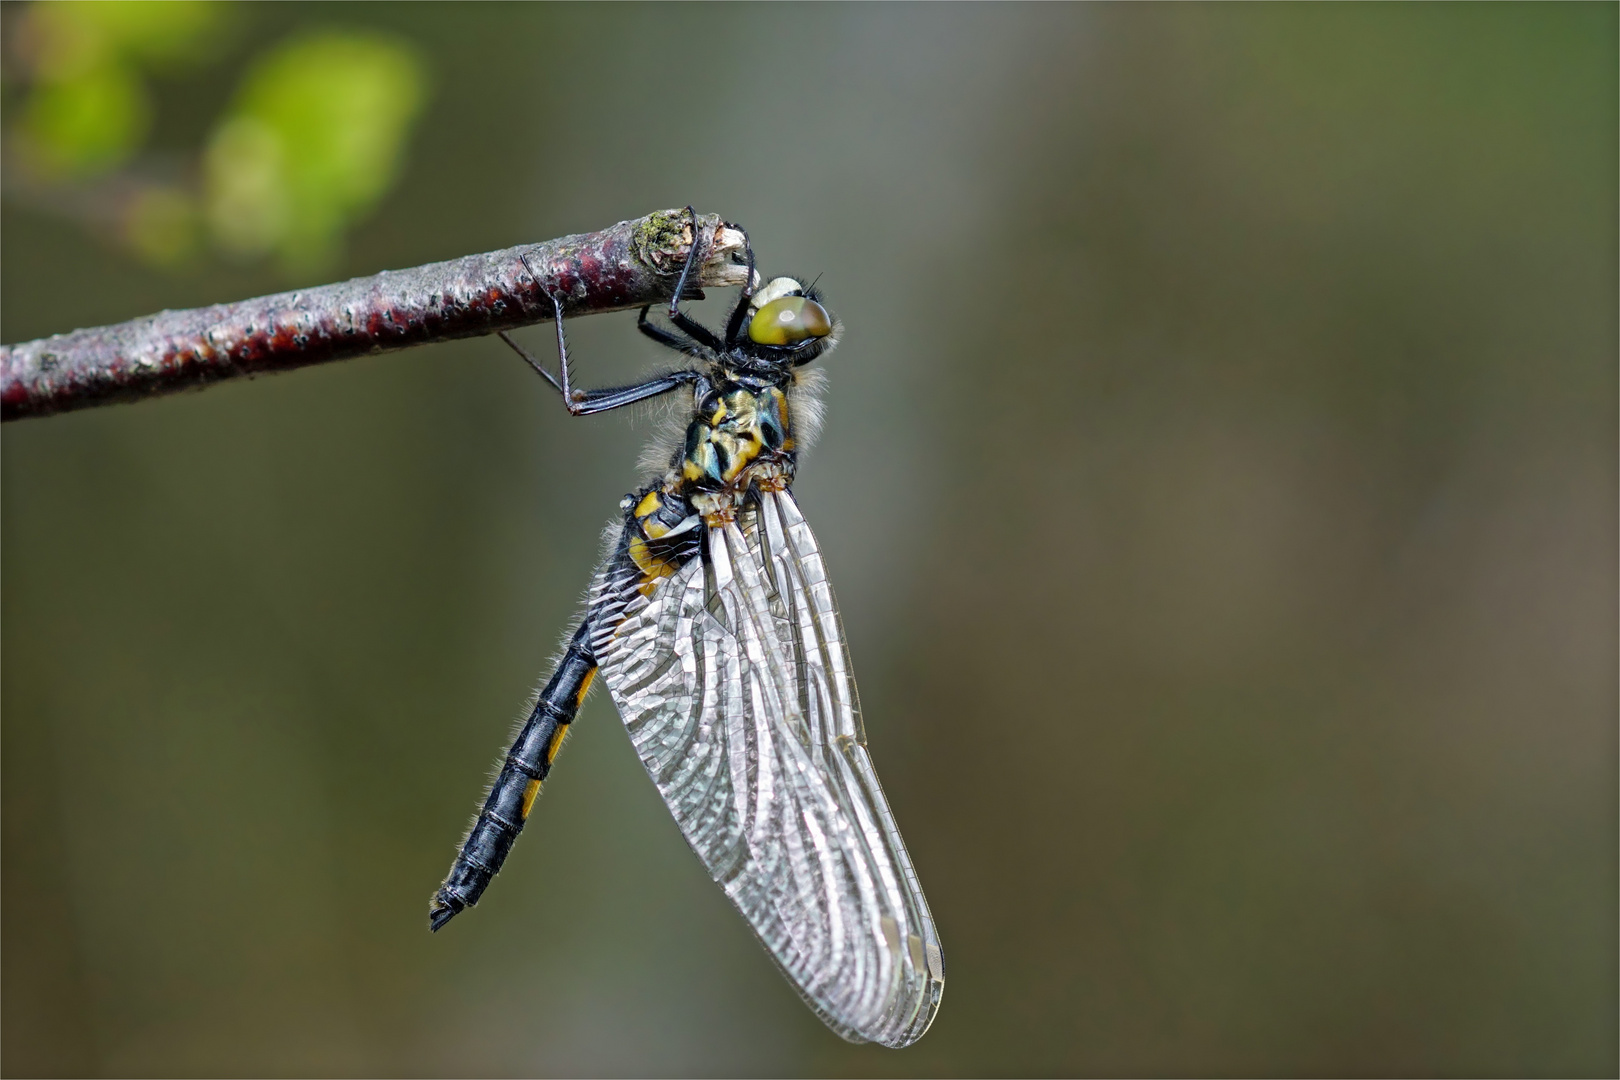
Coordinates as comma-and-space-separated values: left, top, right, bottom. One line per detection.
4, 5, 1615, 1076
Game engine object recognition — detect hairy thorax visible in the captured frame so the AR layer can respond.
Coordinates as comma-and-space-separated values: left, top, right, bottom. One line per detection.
680, 375, 796, 516
621, 370, 798, 595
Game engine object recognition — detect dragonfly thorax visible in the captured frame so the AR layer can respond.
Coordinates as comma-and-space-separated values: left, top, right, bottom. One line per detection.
671, 376, 796, 524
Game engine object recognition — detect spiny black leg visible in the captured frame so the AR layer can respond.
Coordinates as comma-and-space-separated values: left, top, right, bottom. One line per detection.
497, 290, 580, 412
501, 242, 706, 419
637, 305, 713, 361
667, 308, 723, 352
497, 331, 562, 393
668, 205, 704, 320
546, 290, 582, 412
499, 321, 697, 415
501, 324, 698, 415
565, 370, 701, 414
723, 222, 758, 348
512, 251, 592, 415
665, 207, 724, 351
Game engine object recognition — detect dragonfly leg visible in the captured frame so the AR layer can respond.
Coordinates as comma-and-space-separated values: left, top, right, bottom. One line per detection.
499, 327, 699, 415
503, 251, 704, 415
497, 329, 561, 393
664, 206, 724, 350
512, 251, 596, 414
722, 222, 758, 347
636, 305, 714, 361
565, 371, 702, 415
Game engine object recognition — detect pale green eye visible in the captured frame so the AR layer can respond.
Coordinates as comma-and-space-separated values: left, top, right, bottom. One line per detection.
748, 296, 832, 346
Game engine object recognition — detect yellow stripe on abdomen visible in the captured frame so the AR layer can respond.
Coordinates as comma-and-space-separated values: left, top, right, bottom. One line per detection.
520, 777, 543, 819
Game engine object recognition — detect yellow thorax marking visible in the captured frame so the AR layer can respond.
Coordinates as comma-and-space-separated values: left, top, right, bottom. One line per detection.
627, 534, 679, 595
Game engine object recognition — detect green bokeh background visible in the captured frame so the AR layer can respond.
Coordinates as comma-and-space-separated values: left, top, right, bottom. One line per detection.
4, 4, 1615, 1076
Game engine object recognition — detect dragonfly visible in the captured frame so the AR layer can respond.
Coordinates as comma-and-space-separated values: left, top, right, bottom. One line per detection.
429, 212, 944, 1048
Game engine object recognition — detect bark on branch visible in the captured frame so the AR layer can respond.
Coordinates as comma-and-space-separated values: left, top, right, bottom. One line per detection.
1, 208, 752, 422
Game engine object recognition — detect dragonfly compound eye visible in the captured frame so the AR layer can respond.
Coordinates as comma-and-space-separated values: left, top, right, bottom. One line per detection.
748, 296, 832, 347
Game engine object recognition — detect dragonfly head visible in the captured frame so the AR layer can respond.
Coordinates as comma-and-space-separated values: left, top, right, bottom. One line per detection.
746, 277, 836, 363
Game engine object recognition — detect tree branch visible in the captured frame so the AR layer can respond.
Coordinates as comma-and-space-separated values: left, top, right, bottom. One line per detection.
1, 208, 753, 422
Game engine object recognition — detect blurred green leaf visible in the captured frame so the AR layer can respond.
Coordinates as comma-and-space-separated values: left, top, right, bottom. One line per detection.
204, 31, 428, 272
71, 0, 228, 66
7, 5, 426, 276
15, 1, 226, 178
204, 116, 291, 258
20, 61, 149, 178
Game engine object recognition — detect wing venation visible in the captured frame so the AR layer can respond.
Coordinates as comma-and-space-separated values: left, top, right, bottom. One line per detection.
591, 488, 943, 1048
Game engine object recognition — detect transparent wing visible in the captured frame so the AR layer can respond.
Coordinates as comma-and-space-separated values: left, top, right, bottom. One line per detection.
588, 488, 944, 1047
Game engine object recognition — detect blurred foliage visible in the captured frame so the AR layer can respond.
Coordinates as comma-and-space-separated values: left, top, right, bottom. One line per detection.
4, 2, 427, 275
205, 32, 426, 271
14, 0, 224, 177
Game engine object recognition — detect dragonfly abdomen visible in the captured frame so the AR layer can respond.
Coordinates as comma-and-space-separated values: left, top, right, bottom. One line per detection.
429, 622, 597, 930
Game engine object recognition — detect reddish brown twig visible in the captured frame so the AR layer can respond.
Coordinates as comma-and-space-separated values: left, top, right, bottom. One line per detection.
1, 209, 752, 422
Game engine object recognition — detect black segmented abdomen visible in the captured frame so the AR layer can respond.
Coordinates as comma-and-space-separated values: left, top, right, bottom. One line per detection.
429, 620, 598, 930
428, 488, 700, 931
